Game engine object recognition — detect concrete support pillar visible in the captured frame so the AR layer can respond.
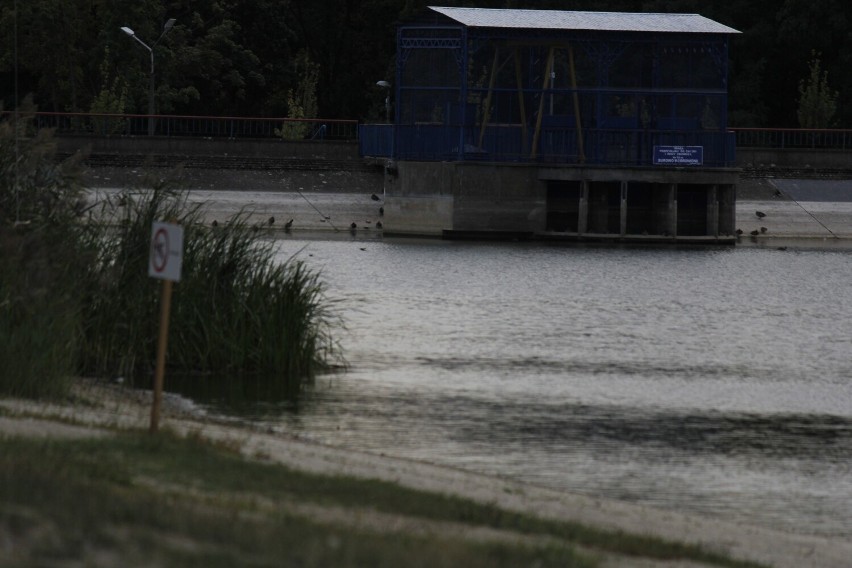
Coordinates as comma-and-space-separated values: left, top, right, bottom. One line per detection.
707, 185, 719, 237
718, 185, 735, 235
588, 184, 608, 233
620, 181, 628, 236
578, 180, 589, 234
668, 183, 677, 238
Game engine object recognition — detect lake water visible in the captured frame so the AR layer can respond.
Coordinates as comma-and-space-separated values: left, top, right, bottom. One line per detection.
227, 237, 852, 538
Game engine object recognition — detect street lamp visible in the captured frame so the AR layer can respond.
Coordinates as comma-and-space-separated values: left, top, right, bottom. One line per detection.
376, 80, 391, 123
121, 18, 176, 135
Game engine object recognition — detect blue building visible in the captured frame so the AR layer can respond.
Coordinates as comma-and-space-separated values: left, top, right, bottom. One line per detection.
361, 7, 741, 242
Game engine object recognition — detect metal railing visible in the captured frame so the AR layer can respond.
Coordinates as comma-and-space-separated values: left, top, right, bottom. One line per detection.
0, 111, 359, 141
730, 128, 852, 150
360, 123, 737, 167
3, 111, 849, 152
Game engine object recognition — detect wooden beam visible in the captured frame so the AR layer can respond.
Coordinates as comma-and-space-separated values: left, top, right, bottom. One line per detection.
568, 45, 586, 164
478, 47, 500, 148
514, 49, 528, 152
531, 46, 555, 159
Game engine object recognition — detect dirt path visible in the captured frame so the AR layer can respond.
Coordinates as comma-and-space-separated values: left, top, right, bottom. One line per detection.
2, 381, 851, 568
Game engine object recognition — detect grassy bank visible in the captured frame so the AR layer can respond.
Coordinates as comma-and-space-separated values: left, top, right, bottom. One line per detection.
0, 426, 766, 568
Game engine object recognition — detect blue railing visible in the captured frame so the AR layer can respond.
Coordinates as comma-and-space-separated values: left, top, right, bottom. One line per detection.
0, 111, 359, 141
5, 111, 847, 156
360, 123, 737, 167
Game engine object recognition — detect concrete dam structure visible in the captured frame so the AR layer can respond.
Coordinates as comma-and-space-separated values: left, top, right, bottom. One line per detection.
384, 161, 737, 243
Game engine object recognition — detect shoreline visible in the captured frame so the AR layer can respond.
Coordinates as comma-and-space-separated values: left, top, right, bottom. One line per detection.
2, 380, 851, 568
84, 167, 852, 245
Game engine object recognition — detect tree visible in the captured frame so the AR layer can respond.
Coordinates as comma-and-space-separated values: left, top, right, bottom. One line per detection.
797, 52, 838, 128
89, 46, 129, 135
276, 50, 319, 139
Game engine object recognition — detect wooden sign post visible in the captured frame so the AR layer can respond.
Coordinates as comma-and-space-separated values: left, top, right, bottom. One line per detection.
148, 221, 184, 433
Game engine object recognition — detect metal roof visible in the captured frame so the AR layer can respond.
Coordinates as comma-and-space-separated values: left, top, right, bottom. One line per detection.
427, 6, 740, 34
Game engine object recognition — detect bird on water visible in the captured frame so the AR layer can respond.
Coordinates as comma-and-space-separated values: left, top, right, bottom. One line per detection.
750, 229, 760, 236
760, 226, 768, 234
268, 216, 275, 225
755, 211, 766, 219
371, 193, 381, 201
284, 219, 294, 229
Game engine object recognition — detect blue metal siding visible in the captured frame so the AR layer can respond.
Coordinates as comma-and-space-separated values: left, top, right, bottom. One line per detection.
362, 9, 737, 167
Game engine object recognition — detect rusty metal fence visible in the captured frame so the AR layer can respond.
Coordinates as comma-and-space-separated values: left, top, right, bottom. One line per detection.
0, 111, 359, 141
730, 128, 852, 150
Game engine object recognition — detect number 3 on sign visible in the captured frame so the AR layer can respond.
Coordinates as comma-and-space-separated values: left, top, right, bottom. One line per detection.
148, 222, 184, 282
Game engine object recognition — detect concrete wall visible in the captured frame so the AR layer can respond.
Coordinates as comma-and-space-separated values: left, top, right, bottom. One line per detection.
385, 161, 544, 236
383, 162, 454, 235
452, 163, 544, 234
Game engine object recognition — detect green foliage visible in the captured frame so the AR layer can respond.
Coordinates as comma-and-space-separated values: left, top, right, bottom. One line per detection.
79, 185, 340, 397
0, 103, 88, 398
275, 51, 320, 139
4, 1, 852, 127
1, 110, 339, 401
0, 99, 86, 225
797, 52, 838, 128
0, 231, 78, 398
89, 46, 129, 135
160, 8, 262, 115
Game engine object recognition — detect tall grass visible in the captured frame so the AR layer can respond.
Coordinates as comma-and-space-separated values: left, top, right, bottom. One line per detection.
80, 184, 340, 399
2, 106, 340, 401
0, 228, 78, 398
0, 100, 87, 398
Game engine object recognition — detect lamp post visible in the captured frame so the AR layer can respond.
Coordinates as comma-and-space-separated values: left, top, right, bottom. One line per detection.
121, 18, 175, 135
376, 80, 391, 123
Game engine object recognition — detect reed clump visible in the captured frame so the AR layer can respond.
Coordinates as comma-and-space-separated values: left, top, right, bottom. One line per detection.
0, 100, 88, 398
1, 107, 340, 401
81, 185, 340, 398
